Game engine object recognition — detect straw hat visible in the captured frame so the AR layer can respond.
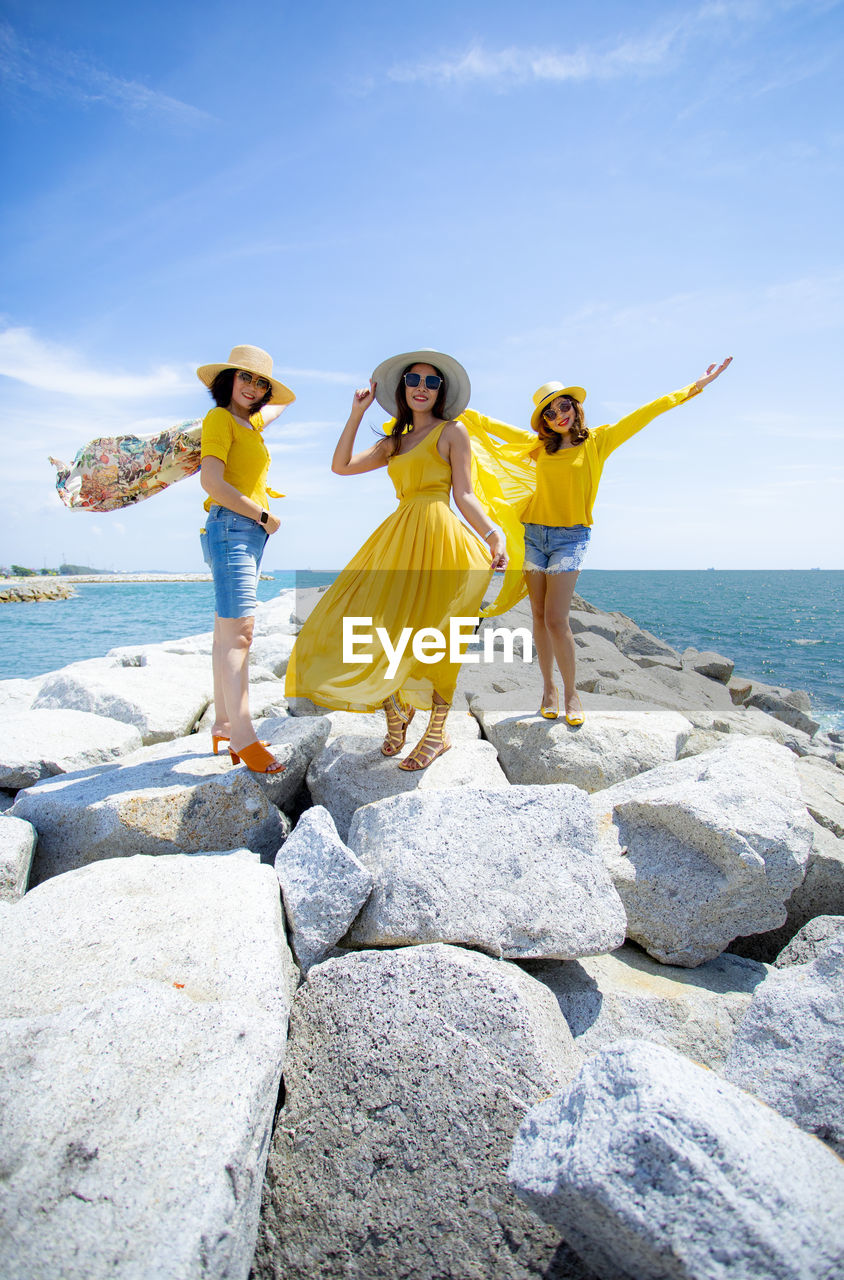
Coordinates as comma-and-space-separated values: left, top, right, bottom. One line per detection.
371, 348, 471, 420
530, 380, 587, 431
196, 344, 295, 406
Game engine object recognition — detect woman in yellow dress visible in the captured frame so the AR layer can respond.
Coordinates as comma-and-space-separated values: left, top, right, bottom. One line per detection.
284, 349, 507, 771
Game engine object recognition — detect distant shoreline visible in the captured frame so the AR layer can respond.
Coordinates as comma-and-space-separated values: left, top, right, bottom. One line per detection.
1, 573, 275, 585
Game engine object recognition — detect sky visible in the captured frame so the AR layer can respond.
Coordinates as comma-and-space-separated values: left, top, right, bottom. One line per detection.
1, 0, 842, 573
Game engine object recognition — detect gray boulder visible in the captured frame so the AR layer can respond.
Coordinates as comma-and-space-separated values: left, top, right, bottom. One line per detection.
775, 914, 844, 966
729, 819, 844, 962
682, 648, 735, 683
0, 853, 296, 1280
508, 1039, 844, 1280
0, 708, 142, 789
275, 806, 372, 972
345, 786, 627, 960
797, 754, 844, 837
592, 737, 814, 966
11, 736, 289, 885
306, 733, 508, 840
472, 706, 692, 791
0, 814, 37, 901
746, 686, 819, 737
724, 936, 844, 1154
253, 944, 587, 1280
616, 624, 682, 666
32, 652, 212, 744
528, 944, 768, 1068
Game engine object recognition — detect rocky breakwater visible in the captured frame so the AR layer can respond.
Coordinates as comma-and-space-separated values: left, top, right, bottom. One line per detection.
0, 577, 76, 602
0, 587, 842, 1280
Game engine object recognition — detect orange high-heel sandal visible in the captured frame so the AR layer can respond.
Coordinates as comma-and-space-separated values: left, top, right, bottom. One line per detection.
398, 701, 451, 772
228, 741, 285, 774
381, 694, 416, 757
213, 733, 270, 755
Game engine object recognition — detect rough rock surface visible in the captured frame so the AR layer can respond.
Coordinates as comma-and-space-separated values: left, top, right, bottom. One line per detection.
746, 686, 819, 737
11, 737, 289, 885
592, 737, 814, 965
0, 708, 142, 789
275, 805, 372, 972
724, 936, 844, 1154
682, 648, 734, 682
797, 754, 844, 837
253, 944, 589, 1280
774, 914, 844, 967
0, 854, 296, 1280
0, 814, 37, 901
508, 1040, 844, 1280
306, 733, 508, 840
728, 819, 844, 962
472, 706, 692, 791
345, 786, 626, 960
528, 944, 768, 1069
32, 652, 212, 743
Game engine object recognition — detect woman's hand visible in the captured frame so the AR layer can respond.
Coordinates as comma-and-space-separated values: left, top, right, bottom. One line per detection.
695, 356, 732, 391
488, 530, 508, 570
263, 513, 281, 535
351, 379, 376, 419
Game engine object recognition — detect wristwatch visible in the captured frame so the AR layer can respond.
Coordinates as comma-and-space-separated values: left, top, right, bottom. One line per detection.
260, 510, 269, 525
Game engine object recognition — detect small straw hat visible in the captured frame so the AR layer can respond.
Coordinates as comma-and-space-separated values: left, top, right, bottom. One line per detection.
530, 380, 587, 431
196, 344, 295, 406
371, 348, 471, 420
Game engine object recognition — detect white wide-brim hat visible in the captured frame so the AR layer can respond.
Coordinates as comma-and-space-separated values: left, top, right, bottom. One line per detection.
196, 344, 295, 407
371, 348, 471, 420
530, 380, 587, 431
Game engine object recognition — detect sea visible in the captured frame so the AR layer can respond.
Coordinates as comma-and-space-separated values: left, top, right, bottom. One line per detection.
1, 570, 841, 733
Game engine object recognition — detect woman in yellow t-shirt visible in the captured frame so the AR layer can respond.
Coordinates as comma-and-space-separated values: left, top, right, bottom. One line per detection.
522, 357, 732, 726
196, 344, 295, 774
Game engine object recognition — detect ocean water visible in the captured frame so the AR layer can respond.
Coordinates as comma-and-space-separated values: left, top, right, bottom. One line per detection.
1, 570, 841, 732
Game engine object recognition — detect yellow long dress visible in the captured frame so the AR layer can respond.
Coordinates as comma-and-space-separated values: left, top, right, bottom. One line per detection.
284, 420, 493, 712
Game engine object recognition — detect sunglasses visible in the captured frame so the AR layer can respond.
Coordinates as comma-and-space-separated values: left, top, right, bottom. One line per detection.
236, 370, 271, 393
404, 372, 443, 391
542, 397, 575, 421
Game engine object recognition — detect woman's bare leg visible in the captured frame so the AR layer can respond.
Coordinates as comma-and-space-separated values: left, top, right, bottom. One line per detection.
543, 571, 583, 719
213, 614, 260, 751
524, 570, 557, 707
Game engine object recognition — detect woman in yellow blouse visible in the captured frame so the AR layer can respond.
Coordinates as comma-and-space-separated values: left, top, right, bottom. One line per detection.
197, 344, 295, 773
522, 358, 732, 725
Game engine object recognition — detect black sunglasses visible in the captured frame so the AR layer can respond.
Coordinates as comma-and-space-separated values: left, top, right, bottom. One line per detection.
404, 372, 443, 391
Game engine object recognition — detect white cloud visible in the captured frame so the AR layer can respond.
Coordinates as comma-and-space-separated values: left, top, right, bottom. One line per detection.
0, 327, 194, 398
0, 21, 210, 126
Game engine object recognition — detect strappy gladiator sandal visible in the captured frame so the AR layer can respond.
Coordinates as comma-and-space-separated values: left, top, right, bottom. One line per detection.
381, 693, 416, 757
398, 701, 451, 772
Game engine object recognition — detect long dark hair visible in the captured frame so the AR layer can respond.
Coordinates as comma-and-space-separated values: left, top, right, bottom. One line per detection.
387, 364, 449, 457
209, 368, 272, 416
536, 398, 589, 453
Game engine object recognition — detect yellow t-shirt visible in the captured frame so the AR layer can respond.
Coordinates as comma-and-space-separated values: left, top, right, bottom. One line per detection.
200, 407, 276, 514
521, 385, 700, 527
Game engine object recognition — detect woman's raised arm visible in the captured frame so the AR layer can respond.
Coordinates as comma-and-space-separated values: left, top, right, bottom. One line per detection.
332, 380, 391, 475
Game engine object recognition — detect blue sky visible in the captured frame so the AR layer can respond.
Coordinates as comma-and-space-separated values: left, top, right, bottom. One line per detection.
1, 0, 842, 572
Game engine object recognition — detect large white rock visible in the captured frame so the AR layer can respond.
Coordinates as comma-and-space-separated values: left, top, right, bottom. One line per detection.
253, 944, 586, 1280
275, 806, 372, 972
0, 814, 37, 901
723, 936, 844, 1154
307, 733, 508, 840
592, 738, 814, 966
32, 652, 212, 744
774, 914, 844, 967
508, 1040, 844, 1280
529, 944, 768, 1069
797, 754, 844, 837
10, 736, 289, 885
0, 673, 48, 716
345, 786, 627, 960
0, 854, 296, 1280
0, 708, 142, 789
473, 706, 692, 791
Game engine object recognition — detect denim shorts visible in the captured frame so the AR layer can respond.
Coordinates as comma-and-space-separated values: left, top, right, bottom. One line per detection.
523, 522, 591, 574
200, 505, 268, 619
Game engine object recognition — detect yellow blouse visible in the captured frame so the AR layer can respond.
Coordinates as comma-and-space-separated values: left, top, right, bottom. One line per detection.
200, 407, 283, 513
520, 385, 700, 527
